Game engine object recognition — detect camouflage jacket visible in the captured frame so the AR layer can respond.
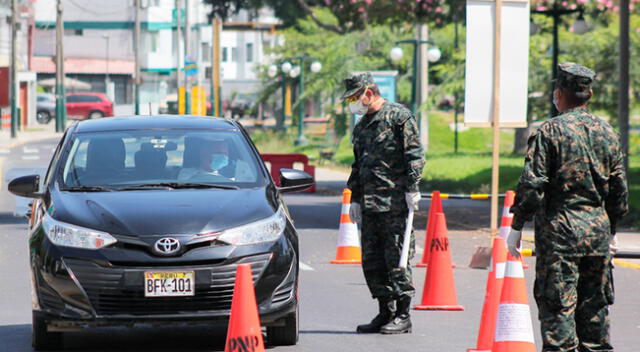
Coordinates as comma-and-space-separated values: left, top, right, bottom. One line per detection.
347, 101, 425, 213
511, 107, 628, 256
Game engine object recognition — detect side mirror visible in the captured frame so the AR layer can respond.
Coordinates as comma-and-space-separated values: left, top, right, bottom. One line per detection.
277, 168, 314, 193
8, 174, 42, 199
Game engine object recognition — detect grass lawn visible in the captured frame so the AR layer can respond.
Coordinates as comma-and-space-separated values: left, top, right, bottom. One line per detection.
248, 111, 639, 227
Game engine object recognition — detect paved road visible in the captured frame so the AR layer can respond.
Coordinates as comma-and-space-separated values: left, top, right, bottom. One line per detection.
1, 139, 639, 351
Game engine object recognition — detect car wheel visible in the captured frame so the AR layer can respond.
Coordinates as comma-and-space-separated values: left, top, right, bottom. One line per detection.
267, 304, 299, 346
88, 111, 104, 119
32, 311, 63, 351
36, 111, 51, 124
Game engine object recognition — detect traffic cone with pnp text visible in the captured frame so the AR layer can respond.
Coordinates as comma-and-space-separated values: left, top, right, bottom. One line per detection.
416, 191, 442, 267
414, 212, 464, 311
225, 264, 265, 352
331, 188, 362, 264
491, 252, 536, 352
468, 236, 508, 352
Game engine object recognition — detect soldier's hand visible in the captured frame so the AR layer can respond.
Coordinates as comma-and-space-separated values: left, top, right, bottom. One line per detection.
609, 235, 619, 256
405, 192, 421, 211
506, 228, 522, 258
349, 202, 362, 224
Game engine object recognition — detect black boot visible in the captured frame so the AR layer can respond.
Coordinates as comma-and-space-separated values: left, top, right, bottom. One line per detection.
380, 296, 412, 334
356, 298, 395, 333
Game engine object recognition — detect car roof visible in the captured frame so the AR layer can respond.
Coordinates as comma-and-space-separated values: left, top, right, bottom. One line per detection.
73, 115, 238, 133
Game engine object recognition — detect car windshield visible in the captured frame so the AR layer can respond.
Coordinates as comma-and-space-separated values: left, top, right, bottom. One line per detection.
57, 129, 265, 190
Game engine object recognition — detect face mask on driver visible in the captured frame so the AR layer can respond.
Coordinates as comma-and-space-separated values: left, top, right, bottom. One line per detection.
349, 99, 368, 115
210, 154, 229, 170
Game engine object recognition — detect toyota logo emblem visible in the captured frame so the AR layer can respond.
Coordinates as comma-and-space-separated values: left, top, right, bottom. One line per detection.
154, 238, 181, 255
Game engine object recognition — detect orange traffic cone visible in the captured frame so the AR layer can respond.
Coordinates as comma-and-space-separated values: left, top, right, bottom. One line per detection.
416, 191, 442, 267
414, 212, 464, 311
468, 236, 508, 352
499, 191, 528, 269
330, 189, 362, 264
492, 252, 536, 352
225, 264, 265, 352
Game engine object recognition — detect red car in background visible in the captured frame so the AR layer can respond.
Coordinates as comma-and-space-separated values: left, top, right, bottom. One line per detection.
66, 92, 113, 120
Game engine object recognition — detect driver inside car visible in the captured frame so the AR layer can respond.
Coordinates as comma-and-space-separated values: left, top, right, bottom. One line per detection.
178, 139, 254, 182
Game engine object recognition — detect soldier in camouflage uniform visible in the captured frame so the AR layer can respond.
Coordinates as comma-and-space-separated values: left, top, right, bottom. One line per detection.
507, 62, 628, 352
341, 73, 425, 334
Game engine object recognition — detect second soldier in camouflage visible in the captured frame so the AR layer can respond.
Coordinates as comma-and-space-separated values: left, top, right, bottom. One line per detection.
508, 62, 628, 352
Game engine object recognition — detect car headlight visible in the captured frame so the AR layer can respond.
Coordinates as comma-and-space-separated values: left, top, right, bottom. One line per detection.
217, 207, 287, 245
42, 212, 117, 250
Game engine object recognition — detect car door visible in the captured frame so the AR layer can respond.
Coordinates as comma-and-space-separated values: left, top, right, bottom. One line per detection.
65, 95, 82, 118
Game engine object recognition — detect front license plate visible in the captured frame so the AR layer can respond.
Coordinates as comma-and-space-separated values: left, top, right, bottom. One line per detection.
144, 271, 195, 297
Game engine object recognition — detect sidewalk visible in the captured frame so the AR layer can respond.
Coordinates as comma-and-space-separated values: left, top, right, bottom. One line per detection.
0, 121, 62, 149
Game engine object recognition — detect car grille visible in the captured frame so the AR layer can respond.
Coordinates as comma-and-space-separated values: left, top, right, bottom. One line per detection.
64, 254, 271, 316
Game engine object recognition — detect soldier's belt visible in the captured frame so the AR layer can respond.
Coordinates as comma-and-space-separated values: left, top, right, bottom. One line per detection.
420, 193, 506, 200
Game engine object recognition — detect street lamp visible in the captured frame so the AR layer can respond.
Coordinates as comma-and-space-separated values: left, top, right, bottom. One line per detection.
390, 40, 441, 117
531, 1, 589, 117
269, 56, 321, 146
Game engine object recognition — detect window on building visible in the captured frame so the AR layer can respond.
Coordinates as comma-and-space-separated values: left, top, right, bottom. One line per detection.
231, 47, 237, 62
149, 32, 159, 53
246, 43, 253, 62
202, 43, 211, 62
64, 29, 83, 36
222, 47, 228, 62
153, 0, 161, 6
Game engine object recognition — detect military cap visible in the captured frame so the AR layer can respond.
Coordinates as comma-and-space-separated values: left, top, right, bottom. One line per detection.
556, 62, 595, 93
341, 72, 375, 100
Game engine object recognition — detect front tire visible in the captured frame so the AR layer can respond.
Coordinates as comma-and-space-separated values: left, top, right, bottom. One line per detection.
267, 305, 299, 346
36, 111, 51, 124
32, 311, 63, 351
88, 111, 104, 119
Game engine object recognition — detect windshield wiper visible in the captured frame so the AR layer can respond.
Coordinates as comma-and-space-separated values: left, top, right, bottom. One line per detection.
118, 182, 239, 190
63, 185, 114, 192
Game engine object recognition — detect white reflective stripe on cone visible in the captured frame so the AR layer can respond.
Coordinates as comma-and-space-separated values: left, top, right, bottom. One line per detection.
504, 261, 525, 278
495, 262, 506, 279
337, 223, 360, 247
502, 206, 512, 218
498, 226, 510, 239
341, 203, 350, 215
494, 303, 535, 343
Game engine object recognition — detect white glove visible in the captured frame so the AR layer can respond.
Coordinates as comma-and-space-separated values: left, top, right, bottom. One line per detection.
609, 235, 618, 256
506, 228, 522, 258
405, 192, 421, 211
349, 202, 362, 224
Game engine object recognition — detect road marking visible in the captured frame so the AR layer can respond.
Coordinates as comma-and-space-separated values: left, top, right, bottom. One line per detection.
299, 262, 315, 271
22, 147, 38, 154
22, 155, 40, 160
613, 259, 640, 271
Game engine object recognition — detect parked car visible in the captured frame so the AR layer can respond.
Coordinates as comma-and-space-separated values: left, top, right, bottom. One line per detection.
8, 115, 312, 350
36, 93, 56, 124
66, 92, 113, 120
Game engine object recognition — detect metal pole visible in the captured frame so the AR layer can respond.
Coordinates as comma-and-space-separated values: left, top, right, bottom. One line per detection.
211, 15, 221, 116
55, 0, 66, 132
419, 24, 429, 152
10, 0, 17, 138
619, 0, 630, 172
134, 0, 141, 115
411, 41, 418, 116
184, 0, 191, 114
550, 2, 559, 117
279, 71, 286, 130
295, 60, 307, 146
175, 0, 183, 114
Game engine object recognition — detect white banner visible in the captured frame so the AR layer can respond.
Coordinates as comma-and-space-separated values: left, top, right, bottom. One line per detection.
464, 0, 530, 127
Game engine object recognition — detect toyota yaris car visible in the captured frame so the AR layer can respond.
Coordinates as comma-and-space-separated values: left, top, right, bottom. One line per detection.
8, 116, 313, 351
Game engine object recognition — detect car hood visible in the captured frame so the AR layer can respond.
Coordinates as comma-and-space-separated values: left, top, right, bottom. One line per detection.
47, 187, 278, 237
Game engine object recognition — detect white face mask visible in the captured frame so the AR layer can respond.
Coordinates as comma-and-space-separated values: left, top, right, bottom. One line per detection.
349, 99, 368, 115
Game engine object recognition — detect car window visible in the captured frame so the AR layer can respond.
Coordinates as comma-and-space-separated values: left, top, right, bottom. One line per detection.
66, 95, 80, 103
58, 130, 264, 189
84, 95, 102, 102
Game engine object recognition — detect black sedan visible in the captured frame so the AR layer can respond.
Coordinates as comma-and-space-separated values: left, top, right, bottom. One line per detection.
8, 115, 313, 350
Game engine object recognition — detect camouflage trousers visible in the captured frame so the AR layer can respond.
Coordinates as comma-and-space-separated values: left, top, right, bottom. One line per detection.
361, 210, 415, 300
534, 254, 614, 352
